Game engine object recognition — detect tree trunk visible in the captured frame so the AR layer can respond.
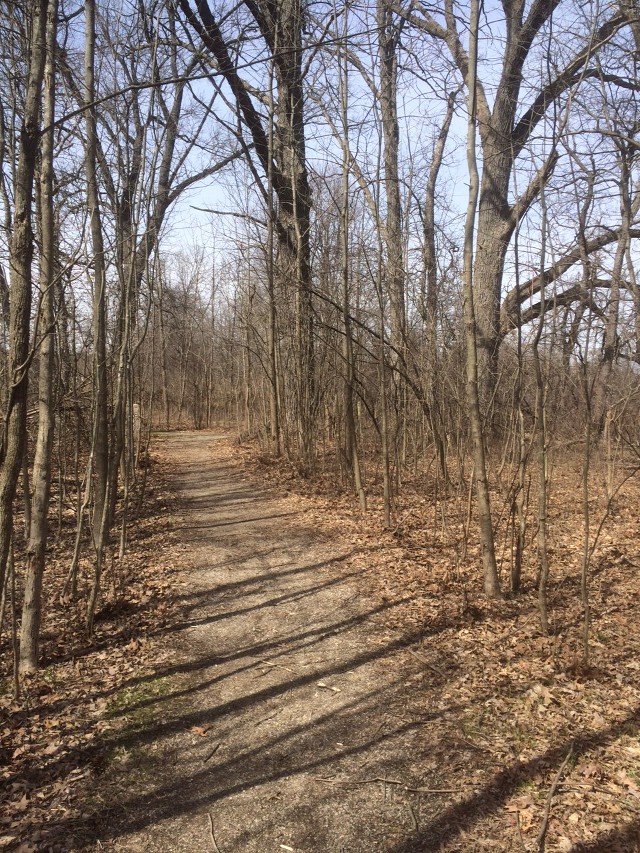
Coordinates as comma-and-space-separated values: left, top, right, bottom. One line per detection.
377, 0, 405, 353
271, 0, 314, 469
422, 88, 457, 480
20, 0, 58, 674
0, 0, 47, 602
85, 0, 110, 631
266, 55, 281, 456
177, 0, 314, 466
461, 0, 500, 598
592, 148, 631, 432
339, 10, 366, 512
473, 143, 513, 421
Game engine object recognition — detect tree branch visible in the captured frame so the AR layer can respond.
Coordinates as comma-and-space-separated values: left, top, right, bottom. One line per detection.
501, 228, 640, 335
512, 12, 627, 153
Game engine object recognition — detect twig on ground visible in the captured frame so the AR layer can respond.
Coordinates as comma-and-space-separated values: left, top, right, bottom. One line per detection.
537, 742, 574, 852
313, 776, 461, 794
407, 648, 445, 677
515, 811, 529, 852
203, 742, 221, 762
314, 776, 403, 786
445, 733, 486, 753
208, 812, 222, 853
407, 803, 419, 831
255, 658, 299, 674
407, 786, 462, 794
317, 680, 340, 693
371, 718, 387, 738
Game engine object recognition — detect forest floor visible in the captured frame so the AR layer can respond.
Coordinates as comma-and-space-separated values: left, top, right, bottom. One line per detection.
2, 430, 640, 852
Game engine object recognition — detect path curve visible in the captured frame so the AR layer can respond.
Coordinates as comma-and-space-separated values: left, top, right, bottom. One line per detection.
106, 432, 427, 853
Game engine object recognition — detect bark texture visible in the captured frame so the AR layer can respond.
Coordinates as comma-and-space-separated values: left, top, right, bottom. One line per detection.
0, 0, 47, 604
20, 0, 59, 673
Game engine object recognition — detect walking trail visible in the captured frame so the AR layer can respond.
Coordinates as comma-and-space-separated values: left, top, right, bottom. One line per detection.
102, 431, 436, 853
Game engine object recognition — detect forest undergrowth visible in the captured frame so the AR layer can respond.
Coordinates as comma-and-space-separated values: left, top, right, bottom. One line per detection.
1, 432, 639, 852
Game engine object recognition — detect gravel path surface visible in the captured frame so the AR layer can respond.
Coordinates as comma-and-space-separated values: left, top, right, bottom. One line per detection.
103, 432, 427, 853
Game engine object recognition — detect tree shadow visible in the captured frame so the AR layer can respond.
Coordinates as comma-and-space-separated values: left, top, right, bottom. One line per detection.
37, 642, 507, 847
569, 820, 640, 851
387, 704, 640, 853
37, 662, 640, 852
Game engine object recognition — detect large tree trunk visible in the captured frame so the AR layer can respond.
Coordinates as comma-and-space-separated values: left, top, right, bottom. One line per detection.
462, 0, 500, 599
20, 0, 58, 673
473, 141, 513, 418
177, 0, 314, 467
270, 0, 314, 468
0, 0, 47, 603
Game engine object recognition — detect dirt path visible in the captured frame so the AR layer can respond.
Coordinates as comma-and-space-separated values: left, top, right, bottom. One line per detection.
101, 432, 431, 853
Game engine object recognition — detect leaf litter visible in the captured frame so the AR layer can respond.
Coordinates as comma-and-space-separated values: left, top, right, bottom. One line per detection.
0, 453, 191, 852
235, 437, 640, 852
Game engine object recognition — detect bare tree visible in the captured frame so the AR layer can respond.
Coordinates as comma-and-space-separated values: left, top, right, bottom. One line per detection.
0, 0, 47, 605
400, 0, 639, 421
177, 0, 316, 467
460, 0, 500, 598
19, 0, 59, 672
83, 0, 110, 633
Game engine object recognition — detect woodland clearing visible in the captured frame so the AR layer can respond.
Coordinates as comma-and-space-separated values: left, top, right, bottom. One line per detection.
1, 430, 640, 853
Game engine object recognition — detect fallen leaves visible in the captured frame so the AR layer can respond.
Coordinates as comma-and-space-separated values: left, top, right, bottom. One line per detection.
0, 454, 189, 852
190, 724, 213, 736
236, 437, 640, 852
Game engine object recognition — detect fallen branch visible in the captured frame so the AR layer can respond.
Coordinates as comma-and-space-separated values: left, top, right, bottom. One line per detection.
313, 776, 461, 794
537, 742, 574, 852
407, 648, 445, 677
